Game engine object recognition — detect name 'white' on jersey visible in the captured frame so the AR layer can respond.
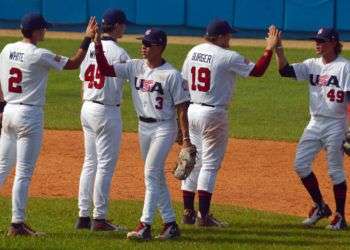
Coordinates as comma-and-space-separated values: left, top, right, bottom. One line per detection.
0, 41, 68, 106
114, 59, 190, 120
80, 39, 130, 105
182, 43, 255, 107
292, 56, 350, 119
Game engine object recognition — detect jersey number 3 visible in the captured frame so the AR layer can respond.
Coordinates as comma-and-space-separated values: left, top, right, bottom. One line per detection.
8, 67, 23, 93
191, 66, 211, 92
85, 64, 105, 89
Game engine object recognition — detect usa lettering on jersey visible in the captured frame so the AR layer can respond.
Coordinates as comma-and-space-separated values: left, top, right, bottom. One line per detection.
134, 77, 164, 94
309, 74, 339, 88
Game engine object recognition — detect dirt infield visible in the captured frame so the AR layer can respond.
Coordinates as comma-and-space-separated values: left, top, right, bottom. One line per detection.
0, 130, 349, 218
2, 29, 350, 49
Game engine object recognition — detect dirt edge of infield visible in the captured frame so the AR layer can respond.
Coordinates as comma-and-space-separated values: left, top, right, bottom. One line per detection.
1, 130, 348, 219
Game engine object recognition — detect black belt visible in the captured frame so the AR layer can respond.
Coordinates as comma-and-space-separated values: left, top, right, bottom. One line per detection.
139, 116, 164, 123
190, 102, 215, 108
92, 100, 120, 107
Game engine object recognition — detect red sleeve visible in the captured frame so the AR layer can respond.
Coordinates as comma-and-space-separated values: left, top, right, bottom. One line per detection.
249, 49, 273, 77
94, 43, 116, 77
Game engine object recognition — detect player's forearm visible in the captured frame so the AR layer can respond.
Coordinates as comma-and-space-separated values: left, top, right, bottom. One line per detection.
249, 49, 273, 77
64, 49, 87, 70
64, 37, 92, 70
94, 43, 116, 77
176, 102, 191, 147
275, 47, 288, 70
275, 47, 296, 78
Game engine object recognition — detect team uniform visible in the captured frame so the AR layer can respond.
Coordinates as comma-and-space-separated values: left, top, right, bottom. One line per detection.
113, 58, 190, 225
78, 38, 129, 221
292, 56, 350, 185
0, 41, 68, 223
181, 42, 255, 195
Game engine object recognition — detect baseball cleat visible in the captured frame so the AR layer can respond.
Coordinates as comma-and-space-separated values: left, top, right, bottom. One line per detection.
7, 223, 45, 237
326, 213, 347, 230
155, 222, 181, 240
91, 219, 127, 232
75, 217, 91, 230
127, 222, 152, 240
302, 203, 332, 226
196, 212, 229, 228
182, 209, 196, 225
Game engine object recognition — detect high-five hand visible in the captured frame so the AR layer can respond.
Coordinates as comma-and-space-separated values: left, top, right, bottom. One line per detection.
266, 25, 280, 50
85, 16, 97, 39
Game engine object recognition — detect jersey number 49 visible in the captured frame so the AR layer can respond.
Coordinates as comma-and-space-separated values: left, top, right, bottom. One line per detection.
84, 64, 105, 89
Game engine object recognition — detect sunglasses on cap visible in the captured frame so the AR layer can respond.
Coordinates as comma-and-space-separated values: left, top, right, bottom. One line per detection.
142, 40, 162, 48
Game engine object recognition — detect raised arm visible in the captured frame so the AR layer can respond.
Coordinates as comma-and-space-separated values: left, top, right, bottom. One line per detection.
249, 25, 279, 77
63, 17, 97, 70
274, 30, 296, 78
93, 26, 116, 77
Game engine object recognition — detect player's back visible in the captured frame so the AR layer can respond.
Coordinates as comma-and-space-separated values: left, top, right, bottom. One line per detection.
182, 42, 253, 107
80, 39, 129, 106
0, 41, 67, 106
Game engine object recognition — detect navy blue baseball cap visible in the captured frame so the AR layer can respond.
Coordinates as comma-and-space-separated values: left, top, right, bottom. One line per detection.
102, 9, 127, 25
20, 13, 52, 30
310, 28, 339, 42
137, 28, 167, 46
206, 20, 237, 37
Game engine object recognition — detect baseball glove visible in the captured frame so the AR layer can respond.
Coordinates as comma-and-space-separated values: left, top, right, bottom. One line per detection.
173, 145, 197, 180
343, 128, 350, 156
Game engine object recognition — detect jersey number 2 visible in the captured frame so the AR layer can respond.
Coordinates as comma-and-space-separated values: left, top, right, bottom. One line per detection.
8, 67, 23, 93
191, 66, 211, 92
85, 64, 105, 89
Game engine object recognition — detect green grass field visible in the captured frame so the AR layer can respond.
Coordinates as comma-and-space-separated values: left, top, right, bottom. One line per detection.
1, 37, 350, 249
1, 197, 349, 250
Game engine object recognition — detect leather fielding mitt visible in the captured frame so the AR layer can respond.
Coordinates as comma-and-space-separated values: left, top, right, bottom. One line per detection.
343, 128, 350, 156
173, 145, 197, 180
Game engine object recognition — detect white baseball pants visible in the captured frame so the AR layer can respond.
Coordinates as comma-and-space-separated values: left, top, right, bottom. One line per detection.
0, 103, 43, 223
182, 104, 228, 193
139, 119, 177, 225
294, 115, 347, 185
78, 101, 122, 219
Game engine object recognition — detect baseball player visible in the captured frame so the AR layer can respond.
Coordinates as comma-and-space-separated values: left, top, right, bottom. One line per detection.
180, 20, 279, 227
93, 27, 193, 240
275, 28, 348, 230
75, 9, 130, 232
0, 13, 96, 236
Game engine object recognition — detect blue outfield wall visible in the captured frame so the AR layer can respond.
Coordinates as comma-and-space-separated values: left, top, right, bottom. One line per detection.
1, 0, 350, 40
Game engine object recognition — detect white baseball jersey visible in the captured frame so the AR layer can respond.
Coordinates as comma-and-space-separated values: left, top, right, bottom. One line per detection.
182, 43, 255, 107
0, 41, 68, 106
292, 56, 350, 119
80, 38, 130, 105
114, 59, 190, 120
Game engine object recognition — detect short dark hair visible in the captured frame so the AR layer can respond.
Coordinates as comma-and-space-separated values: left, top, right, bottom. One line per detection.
335, 41, 343, 55
204, 35, 219, 43
21, 29, 33, 38
102, 24, 114, 33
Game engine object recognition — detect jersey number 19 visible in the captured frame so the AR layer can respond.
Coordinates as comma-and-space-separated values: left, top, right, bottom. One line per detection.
191, 66, 211, 92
